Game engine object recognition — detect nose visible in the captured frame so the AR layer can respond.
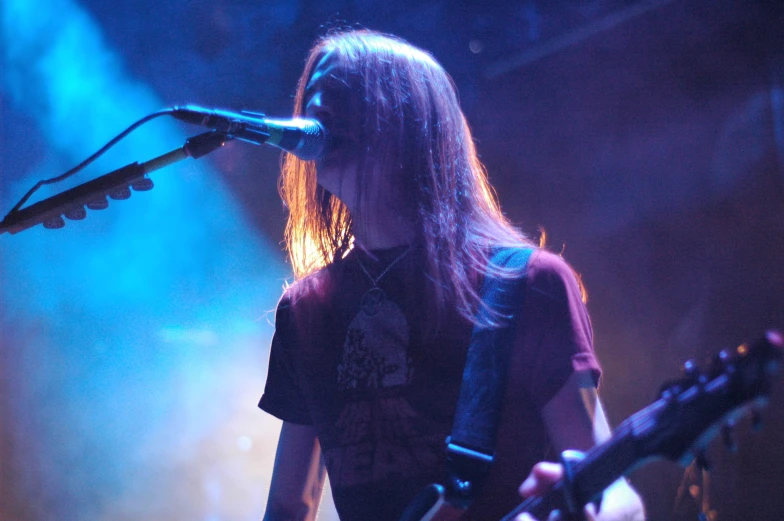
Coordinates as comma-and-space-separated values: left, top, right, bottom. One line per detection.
305, 91, 333, 126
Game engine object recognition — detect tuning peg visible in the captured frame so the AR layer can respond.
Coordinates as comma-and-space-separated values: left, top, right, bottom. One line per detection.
659, 379, 685, 400
722, 422, 737, 452
683, 358, 708, 389
718, 349, 735, 367
695, 450, 710, 471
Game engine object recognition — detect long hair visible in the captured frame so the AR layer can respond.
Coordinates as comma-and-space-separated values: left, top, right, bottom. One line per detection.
279, 30, 534, 328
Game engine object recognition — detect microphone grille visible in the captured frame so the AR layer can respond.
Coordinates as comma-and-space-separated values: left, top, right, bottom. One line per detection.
293, 119, 327, 161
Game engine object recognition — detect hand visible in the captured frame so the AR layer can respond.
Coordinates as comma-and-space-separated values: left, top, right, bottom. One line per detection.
515, 461, 599, 521
515, 461, 645, 521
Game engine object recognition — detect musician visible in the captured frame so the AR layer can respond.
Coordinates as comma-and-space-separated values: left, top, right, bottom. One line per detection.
259, 29, 645, 521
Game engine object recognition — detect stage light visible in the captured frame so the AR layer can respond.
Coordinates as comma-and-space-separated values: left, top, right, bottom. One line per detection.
0, 1, 287, 520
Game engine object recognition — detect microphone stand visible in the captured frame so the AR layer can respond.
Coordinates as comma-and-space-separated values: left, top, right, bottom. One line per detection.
0, 131, 229, 235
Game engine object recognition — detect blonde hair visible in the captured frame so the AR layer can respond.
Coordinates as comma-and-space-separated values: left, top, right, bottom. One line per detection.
279, 30, 533, 328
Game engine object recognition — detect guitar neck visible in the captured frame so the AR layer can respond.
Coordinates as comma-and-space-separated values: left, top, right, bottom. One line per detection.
499, 403, 660, 521
492, 332, 784, 521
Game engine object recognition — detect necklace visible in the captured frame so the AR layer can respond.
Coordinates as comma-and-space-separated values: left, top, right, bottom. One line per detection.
356, 246, 411, 316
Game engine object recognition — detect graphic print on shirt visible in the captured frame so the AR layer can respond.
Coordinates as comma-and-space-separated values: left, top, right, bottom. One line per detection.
328, 297, 441, 488
337, 296, 412, 390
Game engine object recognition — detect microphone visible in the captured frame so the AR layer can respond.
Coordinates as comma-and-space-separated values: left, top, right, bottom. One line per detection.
171, 105, 326, 160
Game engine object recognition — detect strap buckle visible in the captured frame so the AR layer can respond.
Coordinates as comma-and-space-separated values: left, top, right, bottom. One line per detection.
445, 438, 495, 508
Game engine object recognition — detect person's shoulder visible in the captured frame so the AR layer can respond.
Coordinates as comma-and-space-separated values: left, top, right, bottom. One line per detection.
525, 249, 585, 303
279, 260, 341, 311
490, 246, 574, 279
527, 248, 574, 277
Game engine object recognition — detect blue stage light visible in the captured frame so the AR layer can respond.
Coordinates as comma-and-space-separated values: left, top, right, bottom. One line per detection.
0, 1, 289, 519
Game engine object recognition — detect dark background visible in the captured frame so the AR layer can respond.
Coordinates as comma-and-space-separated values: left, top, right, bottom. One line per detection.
1, 0, 783, 520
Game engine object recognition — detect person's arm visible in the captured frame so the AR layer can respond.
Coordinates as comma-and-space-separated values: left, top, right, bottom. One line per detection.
517, 370, 645, 521
263, 421, 327, 521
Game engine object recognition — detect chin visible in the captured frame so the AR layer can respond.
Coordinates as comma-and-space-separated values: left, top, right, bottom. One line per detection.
316, 165, 343, 193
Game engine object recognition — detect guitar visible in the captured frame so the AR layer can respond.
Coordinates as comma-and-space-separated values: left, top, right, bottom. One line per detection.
401, 331, 783, 521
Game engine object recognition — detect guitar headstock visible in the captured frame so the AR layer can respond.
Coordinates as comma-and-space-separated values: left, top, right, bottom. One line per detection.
631, 331, 782, 465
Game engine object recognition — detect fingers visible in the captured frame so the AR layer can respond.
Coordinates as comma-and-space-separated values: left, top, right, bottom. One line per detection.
517, 460, 601, 521
584, 501, 599, 521
519, 461, 564, 498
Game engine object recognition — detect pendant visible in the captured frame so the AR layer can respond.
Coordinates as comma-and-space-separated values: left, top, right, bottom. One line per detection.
360, 287, 386, 316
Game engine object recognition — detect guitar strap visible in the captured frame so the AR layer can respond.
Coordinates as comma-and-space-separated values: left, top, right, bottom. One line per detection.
445, 246, 534, 508
398, 247, 533, 521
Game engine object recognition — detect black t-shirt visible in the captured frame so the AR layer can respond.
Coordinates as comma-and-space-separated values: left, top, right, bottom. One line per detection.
260, 246, 600, 521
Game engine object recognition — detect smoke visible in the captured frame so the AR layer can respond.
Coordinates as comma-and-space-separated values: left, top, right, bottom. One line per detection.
1, 1, 287, 520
